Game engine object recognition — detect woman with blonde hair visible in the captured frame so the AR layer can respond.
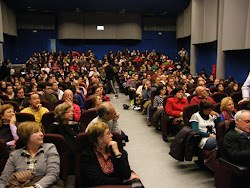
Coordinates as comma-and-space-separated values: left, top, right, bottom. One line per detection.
220, 97, 237, 121
0, 104, 18, 147
0, 121, 61, 188
80, 121, 141, 187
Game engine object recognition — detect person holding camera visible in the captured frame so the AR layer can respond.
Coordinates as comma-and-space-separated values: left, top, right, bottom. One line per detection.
190, 100, 221, 150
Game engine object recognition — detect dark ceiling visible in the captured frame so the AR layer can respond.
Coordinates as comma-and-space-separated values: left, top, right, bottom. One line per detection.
4, 0, 190, 16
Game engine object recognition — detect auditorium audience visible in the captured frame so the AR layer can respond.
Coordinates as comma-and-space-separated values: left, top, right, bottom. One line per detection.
12, 87, 29, 110
91, 94, 103, 109
190, 100, 221, 150
20, 93, 49, 123
0, 121, 61, 188
5, 84, 14, 100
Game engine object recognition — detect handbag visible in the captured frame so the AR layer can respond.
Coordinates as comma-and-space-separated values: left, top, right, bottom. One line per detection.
6, 170, 34, 188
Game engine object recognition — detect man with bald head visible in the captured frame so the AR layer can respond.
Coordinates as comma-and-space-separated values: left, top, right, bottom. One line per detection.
62, 89, 81, 122
190, 86, 215, 105
85, 101, 121, 134
20, 93, 49, 122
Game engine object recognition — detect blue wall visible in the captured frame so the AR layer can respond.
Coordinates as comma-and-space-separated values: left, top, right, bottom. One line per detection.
225, 50, 250, 83
3, 30, 178, 64
195, 42, 217, 76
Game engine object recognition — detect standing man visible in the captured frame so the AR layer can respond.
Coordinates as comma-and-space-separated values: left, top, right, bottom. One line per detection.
178, 48, 188, 63
239, 72, 250, 104
104, 61, 118, 98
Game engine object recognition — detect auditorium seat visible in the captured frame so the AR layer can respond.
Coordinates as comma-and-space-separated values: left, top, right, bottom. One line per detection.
79, 109, 98, 132
3, 101, 20, 112
0, 139, 9, 174
83, 98, 93, 111
41, 111, 55, 132
230, 92, 243, 110
211, 93, 227, 103
213, 102, 221, 114
0, 94, 9, 101
16, 112, 35, 122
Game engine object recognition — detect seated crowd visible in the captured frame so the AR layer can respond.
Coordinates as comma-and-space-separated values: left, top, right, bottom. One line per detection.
0, 48, 249, 187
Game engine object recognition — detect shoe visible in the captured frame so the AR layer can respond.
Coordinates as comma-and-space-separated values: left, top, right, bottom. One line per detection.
115, 94, 118, 98
147, 121, 151, 126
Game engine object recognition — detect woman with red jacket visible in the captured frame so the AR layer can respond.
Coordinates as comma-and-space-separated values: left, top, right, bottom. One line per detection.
165, 86, 189, 131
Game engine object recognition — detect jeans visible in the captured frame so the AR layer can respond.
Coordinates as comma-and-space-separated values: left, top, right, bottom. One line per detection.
203, 137, 217, 150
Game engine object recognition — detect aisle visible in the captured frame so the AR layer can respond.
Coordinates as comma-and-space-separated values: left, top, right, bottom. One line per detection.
109, 92, 215, 188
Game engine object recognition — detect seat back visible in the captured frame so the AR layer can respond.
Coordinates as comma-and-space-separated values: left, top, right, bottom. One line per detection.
216, 120, 236, 159
213, 102, 221, 114
16, 112, 35, 122
211, 93, 228, 103
75, 132, 123, 187
230, 92, 243, 110
83, 98, 93, 111
210, 87, 218, 94
79, 109, 98, 132
187, 94, 196, 103
0, 94, 9, 101
3, 101, 20, 112
238, 101, 250, 110
41, 111, 55, 132
0, 139, 9, 174
183, 104, 199, 127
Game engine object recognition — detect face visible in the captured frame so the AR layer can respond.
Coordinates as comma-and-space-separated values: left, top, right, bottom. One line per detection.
1, 108, 15, 123
236, 112, 250, 135
100, 129, 113, 146
175, 90, 184, 100
233, 84, 238, 91
95, 88, 102, 96
63, 106, 74, 121
203, 108, 213, 115
45, 85, 52, 94
52, 82, 58, 90
197, 87, 207, 98
145, 81, 151, 89
168, 79, 174, 86
104, 105, 116, 121
16, 89, 25, 99
225, 100, 234, 112
64, 91, 73, 102
28, 128, 44, 146
32, 85, 37, 92
6, 86, 13, 94
218, 84, 224, 91
95, 96, 103, 106
160, 87, 166, 95
30, 94, 41, 107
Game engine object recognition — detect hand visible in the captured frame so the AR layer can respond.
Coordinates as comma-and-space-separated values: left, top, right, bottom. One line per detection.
113, 112, 119, 121
123, 172, 140, 183
108, 141, 120, 155
24, 186, 35, 188
238, 98, 249, 104
179, 112, 183, 116
210, 111, 219, 117
144, 85, 148, 90
36, 104, 42, 110
209, 134, 216, 138
10, 115, 16, 125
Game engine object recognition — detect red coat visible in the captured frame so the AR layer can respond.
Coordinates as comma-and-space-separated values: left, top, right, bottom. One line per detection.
165, 97, 189, 117
72, 103, 81, 122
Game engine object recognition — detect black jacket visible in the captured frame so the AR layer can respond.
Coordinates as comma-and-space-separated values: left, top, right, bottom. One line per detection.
169, 126, 201, 161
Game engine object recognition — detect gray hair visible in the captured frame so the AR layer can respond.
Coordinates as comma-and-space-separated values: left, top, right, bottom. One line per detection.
98, 102, 112, 118
235, 110, 250, 123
